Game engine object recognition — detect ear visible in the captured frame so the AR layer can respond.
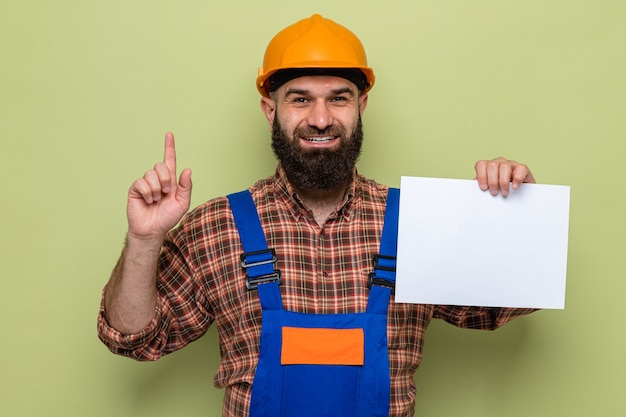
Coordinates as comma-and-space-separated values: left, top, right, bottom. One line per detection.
260, 97, 276, 130
358, 93, 369, 117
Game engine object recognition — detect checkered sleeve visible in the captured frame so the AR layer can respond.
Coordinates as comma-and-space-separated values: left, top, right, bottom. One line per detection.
97, 294, 164, 360
97, 213, 215, 361
433, 305, 536, 330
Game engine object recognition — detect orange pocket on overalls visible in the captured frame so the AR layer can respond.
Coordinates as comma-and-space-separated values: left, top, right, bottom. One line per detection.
281, 327, 364, 365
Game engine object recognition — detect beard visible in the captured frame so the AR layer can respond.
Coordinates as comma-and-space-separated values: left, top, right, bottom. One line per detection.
271, 116, 364, 191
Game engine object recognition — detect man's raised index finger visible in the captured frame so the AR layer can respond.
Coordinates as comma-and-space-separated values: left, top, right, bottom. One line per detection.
163, 132, 177, 173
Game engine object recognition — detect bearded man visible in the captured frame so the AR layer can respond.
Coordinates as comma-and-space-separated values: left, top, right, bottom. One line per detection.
98, 14, 537, 417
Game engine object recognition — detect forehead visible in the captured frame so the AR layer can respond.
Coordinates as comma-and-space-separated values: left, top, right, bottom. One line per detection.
279, 75, 358, 95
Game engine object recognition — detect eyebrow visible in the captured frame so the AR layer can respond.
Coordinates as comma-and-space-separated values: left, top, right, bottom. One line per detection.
330, 87, 356, 97
284, 88, 309, 97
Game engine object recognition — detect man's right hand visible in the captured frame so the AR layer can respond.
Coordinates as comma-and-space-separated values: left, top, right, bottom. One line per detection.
102, 132, 191, 335
127, 132, 192, 240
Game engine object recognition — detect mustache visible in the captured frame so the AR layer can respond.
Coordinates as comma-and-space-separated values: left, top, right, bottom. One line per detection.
293, 125, 345, 138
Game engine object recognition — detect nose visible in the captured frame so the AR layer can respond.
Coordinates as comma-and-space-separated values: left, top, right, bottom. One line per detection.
306, 100, 334, 130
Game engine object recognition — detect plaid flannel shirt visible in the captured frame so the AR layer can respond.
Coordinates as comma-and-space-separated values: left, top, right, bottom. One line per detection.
98, 165, 534, 417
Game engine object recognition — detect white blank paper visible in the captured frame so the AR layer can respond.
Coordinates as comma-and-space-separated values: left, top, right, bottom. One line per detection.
395, 177, 570, 309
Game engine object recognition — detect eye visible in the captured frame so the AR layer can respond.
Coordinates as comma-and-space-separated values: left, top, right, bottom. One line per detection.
287, 96, 310, 106
330, 95, 351, 105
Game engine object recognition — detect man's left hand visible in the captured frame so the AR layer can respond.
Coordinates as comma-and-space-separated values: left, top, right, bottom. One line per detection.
474, 157, 535, 197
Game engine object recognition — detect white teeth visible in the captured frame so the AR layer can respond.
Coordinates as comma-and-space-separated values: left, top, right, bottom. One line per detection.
304, 136, 334, 143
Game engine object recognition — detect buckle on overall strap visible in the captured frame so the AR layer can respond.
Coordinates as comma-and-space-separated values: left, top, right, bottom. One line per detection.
240, 248, 282, 290
368, 254, 396, 294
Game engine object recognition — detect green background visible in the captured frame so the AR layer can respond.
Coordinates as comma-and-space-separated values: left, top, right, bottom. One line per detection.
2, 0, 624, 416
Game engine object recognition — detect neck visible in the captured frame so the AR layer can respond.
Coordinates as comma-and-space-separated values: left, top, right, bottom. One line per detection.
294, 180, 349, 226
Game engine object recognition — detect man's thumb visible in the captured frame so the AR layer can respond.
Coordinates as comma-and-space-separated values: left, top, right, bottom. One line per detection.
177, 168, 193, 201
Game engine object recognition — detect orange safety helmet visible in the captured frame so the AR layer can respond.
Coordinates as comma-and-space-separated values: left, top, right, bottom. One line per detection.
256, 14, 375, 97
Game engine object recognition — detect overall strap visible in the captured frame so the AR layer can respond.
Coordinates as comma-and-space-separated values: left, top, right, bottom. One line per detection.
367, 187, 400, 314
227, 190, 283, 310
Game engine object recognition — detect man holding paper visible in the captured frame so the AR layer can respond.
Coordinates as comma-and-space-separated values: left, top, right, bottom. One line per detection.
98, 14, 538, 417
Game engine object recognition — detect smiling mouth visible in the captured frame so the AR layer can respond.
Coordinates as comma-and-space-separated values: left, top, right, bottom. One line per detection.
302, 136, 336, 143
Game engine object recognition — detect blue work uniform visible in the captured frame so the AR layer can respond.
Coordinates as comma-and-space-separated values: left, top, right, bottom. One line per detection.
227, 188, 399, 417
